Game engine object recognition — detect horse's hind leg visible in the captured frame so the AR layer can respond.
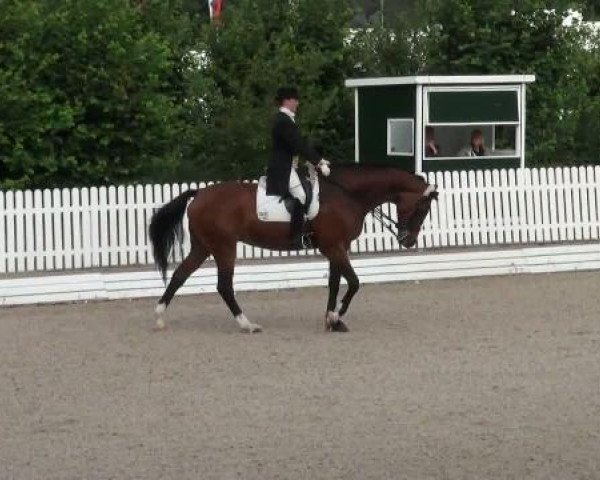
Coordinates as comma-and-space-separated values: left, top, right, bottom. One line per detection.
322, 247, 359, 332
154, 237, 209, 330
213, 243, 262, 333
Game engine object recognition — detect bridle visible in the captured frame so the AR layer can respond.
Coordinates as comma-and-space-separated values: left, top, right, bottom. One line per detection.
321, 175, 409, 243
372, 207, 409, 243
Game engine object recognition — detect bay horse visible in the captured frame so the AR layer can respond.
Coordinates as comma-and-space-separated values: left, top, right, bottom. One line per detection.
149, 165, 437, 333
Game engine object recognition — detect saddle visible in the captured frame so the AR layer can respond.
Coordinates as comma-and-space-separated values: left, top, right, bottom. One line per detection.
257, 167, 320, 223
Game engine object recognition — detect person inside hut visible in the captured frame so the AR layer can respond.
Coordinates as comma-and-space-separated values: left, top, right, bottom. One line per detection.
458, 129, 487, 157
425, 126, 440, 157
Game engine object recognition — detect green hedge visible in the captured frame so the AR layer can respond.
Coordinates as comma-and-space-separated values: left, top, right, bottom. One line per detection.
0, 0, 598, 189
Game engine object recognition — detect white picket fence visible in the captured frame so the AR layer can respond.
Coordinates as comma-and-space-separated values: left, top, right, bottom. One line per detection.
1, 166, 600, 275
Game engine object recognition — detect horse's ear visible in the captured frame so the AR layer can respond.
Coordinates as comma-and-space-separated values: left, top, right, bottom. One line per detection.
430, 191, 439, 201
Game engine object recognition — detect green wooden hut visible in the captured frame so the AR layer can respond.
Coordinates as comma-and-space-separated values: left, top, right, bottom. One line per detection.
344, 75, 536, 173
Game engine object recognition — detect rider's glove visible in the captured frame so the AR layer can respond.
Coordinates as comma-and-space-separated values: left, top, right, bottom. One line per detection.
318, 159, 331, 177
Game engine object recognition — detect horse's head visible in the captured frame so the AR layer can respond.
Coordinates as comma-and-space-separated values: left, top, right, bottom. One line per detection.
330, 166, 437, 248
394, 182, 438, 249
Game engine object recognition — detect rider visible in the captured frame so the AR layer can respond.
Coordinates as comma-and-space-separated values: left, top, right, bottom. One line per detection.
266, 87, 331, 248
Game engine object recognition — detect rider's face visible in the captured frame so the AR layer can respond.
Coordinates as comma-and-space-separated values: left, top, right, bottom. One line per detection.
283, 98, 299, 113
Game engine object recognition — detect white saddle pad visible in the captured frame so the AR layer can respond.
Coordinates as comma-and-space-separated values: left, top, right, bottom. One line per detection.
256, 173, 320, 223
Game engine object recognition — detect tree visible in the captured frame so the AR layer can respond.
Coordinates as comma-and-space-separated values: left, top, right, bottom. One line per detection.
2, 0, 597, 189
352, 0, 423, 26
574, 27, 600, 164
0, 0, 200, 189
583, 0, 600, 19
424, 0, 599, 166
180, 0, 357, 181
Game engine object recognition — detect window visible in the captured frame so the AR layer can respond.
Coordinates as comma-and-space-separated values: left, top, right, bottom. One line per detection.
423, 86, 521, 160
424, 124, 518, 159
387, 118, 414, 156
493, 125, 517, 154
428, 90, 519, 123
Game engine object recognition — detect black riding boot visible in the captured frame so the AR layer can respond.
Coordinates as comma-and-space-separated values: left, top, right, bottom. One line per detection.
290, 199, 313, 249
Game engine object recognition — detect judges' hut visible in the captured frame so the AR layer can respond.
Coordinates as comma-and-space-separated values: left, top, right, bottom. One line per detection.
345, 75, 536, 173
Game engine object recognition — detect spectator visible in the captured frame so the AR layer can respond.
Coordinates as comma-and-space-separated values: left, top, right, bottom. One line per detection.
458, 129, 486, 157
425, 126, 440, 157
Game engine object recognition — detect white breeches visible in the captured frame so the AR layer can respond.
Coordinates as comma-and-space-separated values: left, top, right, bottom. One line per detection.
289, 168, 306, 205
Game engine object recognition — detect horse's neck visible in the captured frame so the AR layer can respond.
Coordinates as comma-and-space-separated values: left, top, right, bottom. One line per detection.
335, 168, 401, 212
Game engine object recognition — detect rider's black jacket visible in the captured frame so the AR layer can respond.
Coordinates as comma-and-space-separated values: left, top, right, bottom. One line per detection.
266, 111, 320, 196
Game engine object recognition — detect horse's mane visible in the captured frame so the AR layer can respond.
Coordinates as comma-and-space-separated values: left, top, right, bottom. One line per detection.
330, 163, 422, 179
330, 164, 417, 176
332, 163, 402, 171
320, 163, 425, 199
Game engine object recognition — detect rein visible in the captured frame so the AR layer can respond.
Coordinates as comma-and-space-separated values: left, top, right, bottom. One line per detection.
321, 175, 409, 243
372, 207, 409, 242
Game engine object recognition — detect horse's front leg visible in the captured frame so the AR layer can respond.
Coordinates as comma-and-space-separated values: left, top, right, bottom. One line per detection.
324, 249, 359, 332
325, 262, 342, 329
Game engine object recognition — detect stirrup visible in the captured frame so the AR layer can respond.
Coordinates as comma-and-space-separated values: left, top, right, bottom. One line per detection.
301, 232, 314, 249
291, 232, 314, 250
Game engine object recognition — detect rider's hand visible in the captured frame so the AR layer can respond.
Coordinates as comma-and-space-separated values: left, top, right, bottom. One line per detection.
318, 159, 331, 176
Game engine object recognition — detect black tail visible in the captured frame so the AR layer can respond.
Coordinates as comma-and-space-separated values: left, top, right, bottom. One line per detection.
149, 189, 198, 282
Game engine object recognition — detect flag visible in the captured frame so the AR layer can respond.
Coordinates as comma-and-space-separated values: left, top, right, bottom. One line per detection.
208, 0, 225, 20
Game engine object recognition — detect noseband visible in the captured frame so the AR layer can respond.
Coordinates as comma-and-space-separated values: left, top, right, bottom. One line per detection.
372, 207, 409, 243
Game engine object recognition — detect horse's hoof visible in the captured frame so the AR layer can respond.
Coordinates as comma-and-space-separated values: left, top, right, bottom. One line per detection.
324, 311, 339, 331
152, 318, 167, 332
241, 323, 263, 333
153, 304, 167, 331
330, 320, 349, 333
325, 311, 349, 332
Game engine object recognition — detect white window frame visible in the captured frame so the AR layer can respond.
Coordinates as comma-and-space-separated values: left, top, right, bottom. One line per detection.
422, 85, 522, 161
387, 118, 414, 156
